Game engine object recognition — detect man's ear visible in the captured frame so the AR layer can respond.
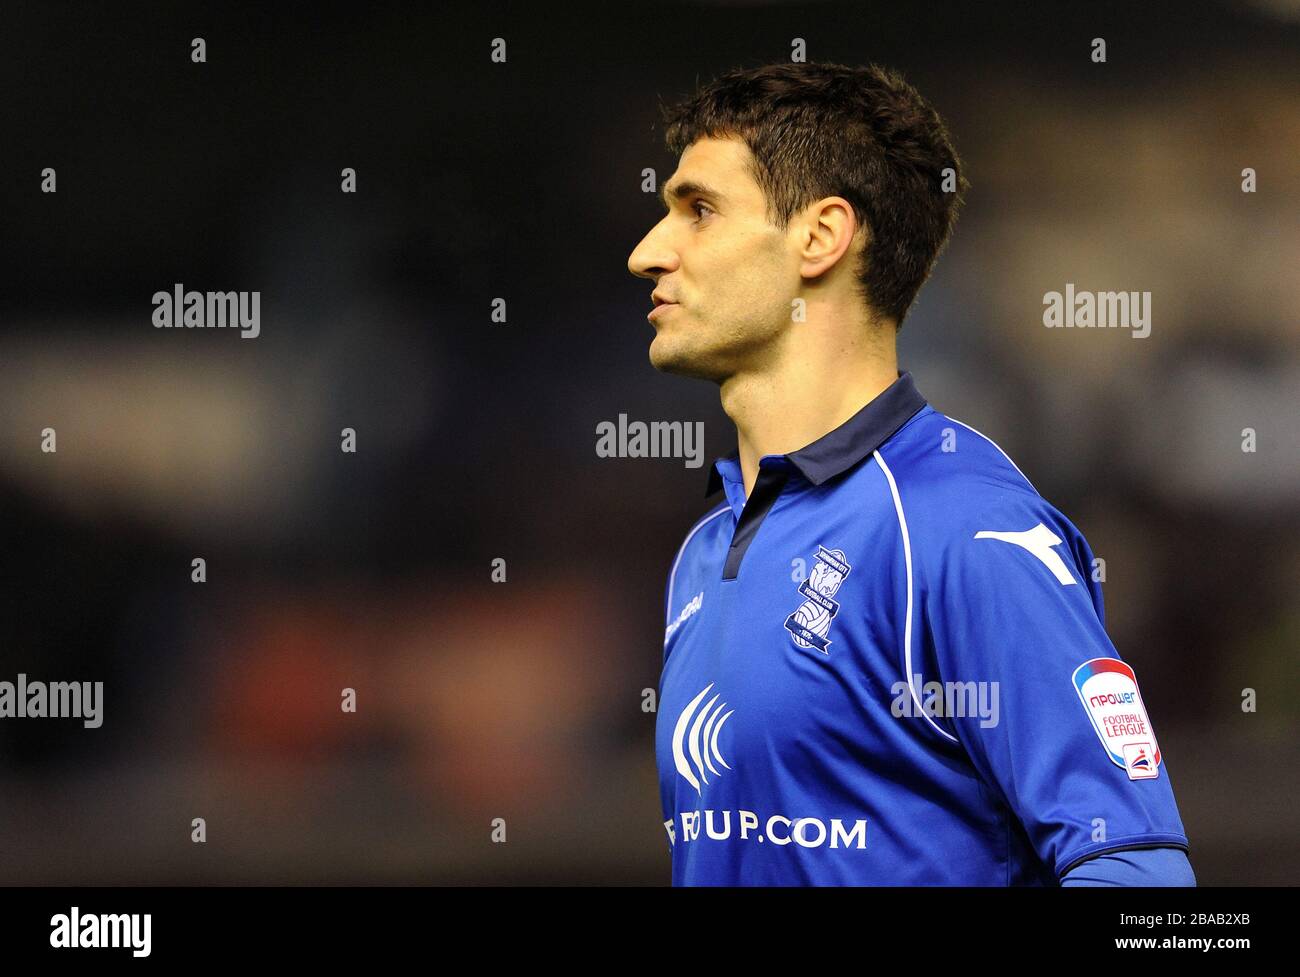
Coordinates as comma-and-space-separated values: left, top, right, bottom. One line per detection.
797, 196, 863, 280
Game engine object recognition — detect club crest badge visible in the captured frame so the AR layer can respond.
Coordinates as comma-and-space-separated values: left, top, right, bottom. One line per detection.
784, 545, 852, 654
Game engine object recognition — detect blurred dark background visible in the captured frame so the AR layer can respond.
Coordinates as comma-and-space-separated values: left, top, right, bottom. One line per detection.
0, 1, 1295, 883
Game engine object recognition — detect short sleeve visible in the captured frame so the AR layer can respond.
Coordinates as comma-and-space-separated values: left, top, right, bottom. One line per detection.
1060, 847, 1196, 886
922, 503, 1190, 879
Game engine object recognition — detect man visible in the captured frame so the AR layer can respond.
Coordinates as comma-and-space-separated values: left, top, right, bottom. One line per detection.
627, 62, 1193, 885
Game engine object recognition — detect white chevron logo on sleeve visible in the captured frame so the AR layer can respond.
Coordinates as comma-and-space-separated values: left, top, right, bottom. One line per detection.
974, 522, 1077, 585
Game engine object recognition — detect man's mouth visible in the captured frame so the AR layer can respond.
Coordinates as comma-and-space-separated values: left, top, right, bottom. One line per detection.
648, 301, 678, 322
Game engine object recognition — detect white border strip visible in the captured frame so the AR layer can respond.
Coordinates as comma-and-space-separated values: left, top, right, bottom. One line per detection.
874, 448, 960, 744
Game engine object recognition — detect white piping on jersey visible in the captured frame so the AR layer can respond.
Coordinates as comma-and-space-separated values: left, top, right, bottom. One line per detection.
874, 448, 961, 745
946, 417, 1039, 495
665, 503, 730, 636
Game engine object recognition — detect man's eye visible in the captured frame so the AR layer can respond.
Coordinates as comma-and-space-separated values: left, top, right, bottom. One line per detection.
691, 201, 714, 221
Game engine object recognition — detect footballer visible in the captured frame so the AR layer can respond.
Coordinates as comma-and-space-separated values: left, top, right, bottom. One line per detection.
627, 62, 1194, 886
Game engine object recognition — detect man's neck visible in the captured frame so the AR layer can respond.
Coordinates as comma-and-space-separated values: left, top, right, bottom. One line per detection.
720, 330, 899, 500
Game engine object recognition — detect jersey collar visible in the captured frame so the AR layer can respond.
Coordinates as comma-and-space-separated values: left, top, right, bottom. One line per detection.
705, 370, 928, 497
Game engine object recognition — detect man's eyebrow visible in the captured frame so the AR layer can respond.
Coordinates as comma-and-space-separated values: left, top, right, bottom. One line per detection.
660, 180, 727, 211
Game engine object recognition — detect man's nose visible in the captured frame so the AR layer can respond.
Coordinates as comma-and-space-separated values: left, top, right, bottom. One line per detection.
627, 223, 678, 280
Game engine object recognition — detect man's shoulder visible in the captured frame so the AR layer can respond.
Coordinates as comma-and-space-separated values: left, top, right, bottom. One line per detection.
871, 407, 1086, 560
662, 501, 731, 629
667, 501, 731, 571
876, 406, 1044, 509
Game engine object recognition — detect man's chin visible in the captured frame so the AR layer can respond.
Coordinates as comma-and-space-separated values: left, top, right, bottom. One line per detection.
648, 335, 721, 381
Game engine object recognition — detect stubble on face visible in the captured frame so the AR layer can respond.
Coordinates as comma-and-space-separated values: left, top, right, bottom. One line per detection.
646, 138, 797, 384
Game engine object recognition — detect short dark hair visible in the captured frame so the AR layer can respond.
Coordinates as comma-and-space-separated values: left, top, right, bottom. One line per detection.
661, 61, 968, 327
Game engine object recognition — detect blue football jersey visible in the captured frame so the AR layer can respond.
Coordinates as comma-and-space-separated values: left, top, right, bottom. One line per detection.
655, 371, 1190, 885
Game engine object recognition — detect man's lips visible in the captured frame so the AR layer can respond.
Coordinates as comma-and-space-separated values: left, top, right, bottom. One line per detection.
647, 301, 678, 322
